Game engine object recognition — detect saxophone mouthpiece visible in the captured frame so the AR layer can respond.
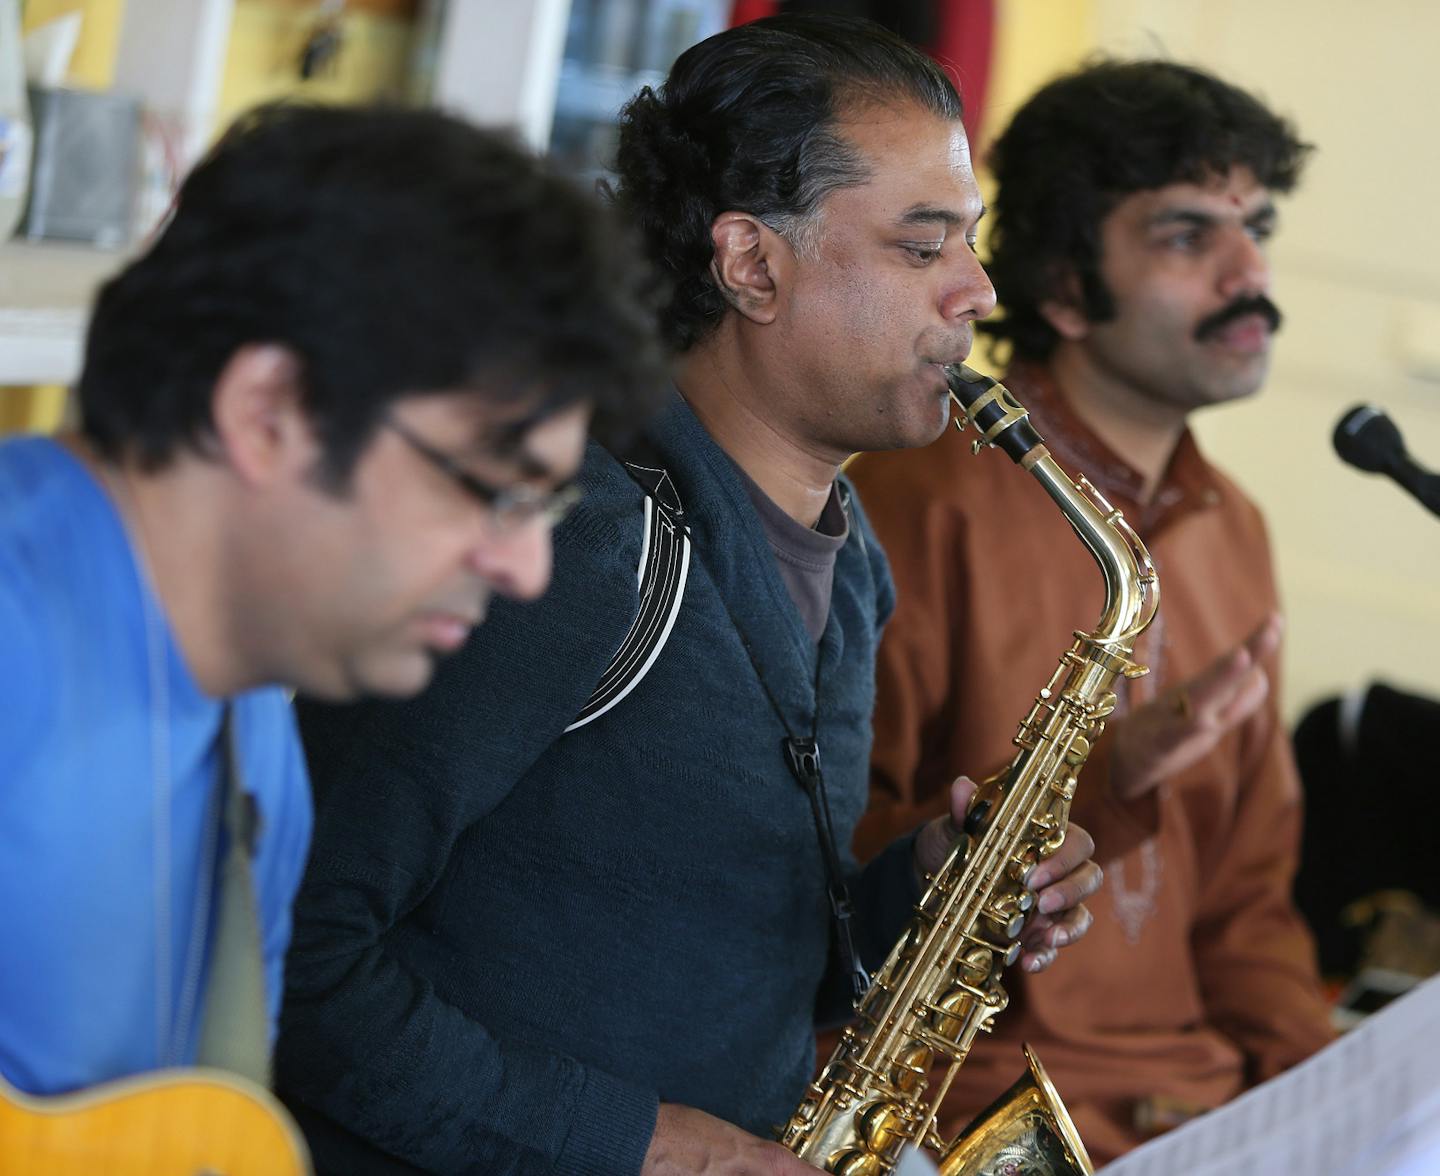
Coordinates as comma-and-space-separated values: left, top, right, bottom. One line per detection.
946, 363, 1000, 408
945, 365, 1046, 465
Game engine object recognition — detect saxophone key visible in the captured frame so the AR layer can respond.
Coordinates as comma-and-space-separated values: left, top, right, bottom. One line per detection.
1030, 812, 1061, 840
984, 895, 1028, 939
891, 1043, 932, 1094
961, 926, 1023, 965
1007, 848, 1039, 884
1050, 772, 1079, 801
859, 1100, 909, 1151
929, 988, 973, 1038
1090, 690, 1119, 718
958, 945, 994, 985
829, 1148, 885, 1176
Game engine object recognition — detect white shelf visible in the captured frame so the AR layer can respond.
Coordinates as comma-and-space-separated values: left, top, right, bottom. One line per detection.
0, 239, 127, 386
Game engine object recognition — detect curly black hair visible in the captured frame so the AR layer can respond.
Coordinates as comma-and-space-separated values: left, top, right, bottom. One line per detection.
80, 102, 666, 481
978, 59, 1312, 361
612, 13, 963, 353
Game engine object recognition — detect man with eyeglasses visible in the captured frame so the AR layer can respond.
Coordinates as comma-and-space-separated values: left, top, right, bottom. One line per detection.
275, 16, 1100, 1176
0, 102, 662, 1113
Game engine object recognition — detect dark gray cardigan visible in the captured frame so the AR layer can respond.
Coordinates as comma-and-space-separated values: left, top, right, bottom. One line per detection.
276, 396, 920, 1174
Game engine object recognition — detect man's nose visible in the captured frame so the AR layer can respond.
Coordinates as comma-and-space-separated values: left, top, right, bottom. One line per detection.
468, 518, 553, 602
940, 249, 998, 322
1219, 227, 1270, 301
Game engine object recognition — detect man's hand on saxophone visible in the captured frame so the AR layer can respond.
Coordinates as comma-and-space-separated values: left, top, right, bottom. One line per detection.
643, 1105, 816, 1176
640, 788, 1103, 1176
914, 776, 1104, 974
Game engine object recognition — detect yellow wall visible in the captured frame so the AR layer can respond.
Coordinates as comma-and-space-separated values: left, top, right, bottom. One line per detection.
20, 0, 125, 89
0, 385, 69, 432
216, 1, 416, 129
971, 2, 1097, 284
983, 0, 1096, 150
21, 0, 415, 107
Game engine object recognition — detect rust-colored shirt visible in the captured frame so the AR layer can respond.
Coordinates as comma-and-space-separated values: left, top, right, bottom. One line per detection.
846, 363, 1335, 1164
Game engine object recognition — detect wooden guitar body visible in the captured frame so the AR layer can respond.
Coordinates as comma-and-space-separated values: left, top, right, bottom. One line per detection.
0, 1067, 311, 1175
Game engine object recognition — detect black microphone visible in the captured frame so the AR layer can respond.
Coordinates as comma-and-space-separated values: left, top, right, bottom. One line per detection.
1333, 405, 1440, 519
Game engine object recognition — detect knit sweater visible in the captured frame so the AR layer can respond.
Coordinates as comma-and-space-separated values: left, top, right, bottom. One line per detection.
275, 396, 918, 1175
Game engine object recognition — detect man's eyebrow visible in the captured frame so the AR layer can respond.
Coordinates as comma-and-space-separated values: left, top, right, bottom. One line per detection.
1148, 201, 1277, 229
1147, 209, 1219, 230
894, 202, 986, 229
474, 420, 562, 482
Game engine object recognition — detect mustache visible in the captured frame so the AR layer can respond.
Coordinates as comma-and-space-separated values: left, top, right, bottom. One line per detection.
1195, 295, 1283, 342
923, 328, 976, 368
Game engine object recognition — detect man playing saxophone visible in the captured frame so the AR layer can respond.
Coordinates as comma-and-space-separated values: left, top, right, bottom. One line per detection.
850, 60, 1335, 1164
272, 15, 1103, 1176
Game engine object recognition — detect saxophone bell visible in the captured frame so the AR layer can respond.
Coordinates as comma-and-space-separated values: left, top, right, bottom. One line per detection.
936, 1046, 1094, 1176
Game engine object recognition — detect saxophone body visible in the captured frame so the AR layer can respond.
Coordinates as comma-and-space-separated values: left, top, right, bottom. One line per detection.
780, 365, 1159, 1176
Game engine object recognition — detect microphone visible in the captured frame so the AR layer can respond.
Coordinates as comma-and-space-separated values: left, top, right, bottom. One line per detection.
1333, 405, 1440, 519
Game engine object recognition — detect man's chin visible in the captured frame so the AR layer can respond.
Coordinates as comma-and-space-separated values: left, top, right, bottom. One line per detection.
1206, 364, 1269, 407
332, 648, 442, 702
914, 386, 957, 448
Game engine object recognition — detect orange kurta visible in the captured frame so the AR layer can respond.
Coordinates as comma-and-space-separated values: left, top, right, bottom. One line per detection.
847, 363, 1335, 1164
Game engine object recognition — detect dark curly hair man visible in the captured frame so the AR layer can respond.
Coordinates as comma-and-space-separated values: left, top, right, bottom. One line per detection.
0, 100, 664, 1127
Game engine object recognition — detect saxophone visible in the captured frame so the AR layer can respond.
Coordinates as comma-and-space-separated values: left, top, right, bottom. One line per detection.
780, 365, 1159, 1176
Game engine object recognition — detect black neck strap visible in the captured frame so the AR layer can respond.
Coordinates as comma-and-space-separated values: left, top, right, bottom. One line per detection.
701, 572, 871, 1003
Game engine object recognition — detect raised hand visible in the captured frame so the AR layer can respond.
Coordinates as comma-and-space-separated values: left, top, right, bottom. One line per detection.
1109, 613, 1283, 803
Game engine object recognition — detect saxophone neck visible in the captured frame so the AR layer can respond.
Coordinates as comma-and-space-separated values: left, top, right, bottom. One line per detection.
1030, 455, 1158, 652
946, 364, 1159, 652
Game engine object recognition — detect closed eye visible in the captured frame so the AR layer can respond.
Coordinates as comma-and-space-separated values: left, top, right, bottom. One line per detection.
901, 242, 945, 265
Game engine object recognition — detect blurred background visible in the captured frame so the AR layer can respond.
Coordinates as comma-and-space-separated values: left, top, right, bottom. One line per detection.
0, 0, 1435, 735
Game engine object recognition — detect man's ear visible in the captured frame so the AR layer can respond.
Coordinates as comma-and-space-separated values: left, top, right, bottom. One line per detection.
1038, 267, 1091, 342
210, 344, 315, 486
708, 211, 787, 325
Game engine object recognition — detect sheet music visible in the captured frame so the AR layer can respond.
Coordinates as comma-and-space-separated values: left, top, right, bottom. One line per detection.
895, 1145, 940, 1175
1099, 974, 1440, 1176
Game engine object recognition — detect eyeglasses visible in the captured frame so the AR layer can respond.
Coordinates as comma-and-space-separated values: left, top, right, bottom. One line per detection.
384, 415, 583, 532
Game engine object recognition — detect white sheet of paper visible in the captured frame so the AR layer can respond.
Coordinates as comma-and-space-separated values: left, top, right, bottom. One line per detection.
1097, 974, 1440, 1176
895, 1144, 941, 1176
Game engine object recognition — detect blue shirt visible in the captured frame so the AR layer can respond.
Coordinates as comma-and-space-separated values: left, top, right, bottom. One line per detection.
0, 437, 312, 1095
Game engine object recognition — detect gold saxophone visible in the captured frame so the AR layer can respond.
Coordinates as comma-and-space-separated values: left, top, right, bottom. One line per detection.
781, 365, 1159, 1176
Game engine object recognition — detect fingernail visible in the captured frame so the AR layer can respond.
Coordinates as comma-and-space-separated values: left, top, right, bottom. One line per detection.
1025, 950, 1055, 973
1052, 927, 1070, 948
1039, 890, 1063, 915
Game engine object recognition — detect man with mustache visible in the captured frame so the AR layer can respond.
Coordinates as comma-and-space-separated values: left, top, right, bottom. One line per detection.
274, 15, 1103, 1175
849, 60, 1335, 1162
